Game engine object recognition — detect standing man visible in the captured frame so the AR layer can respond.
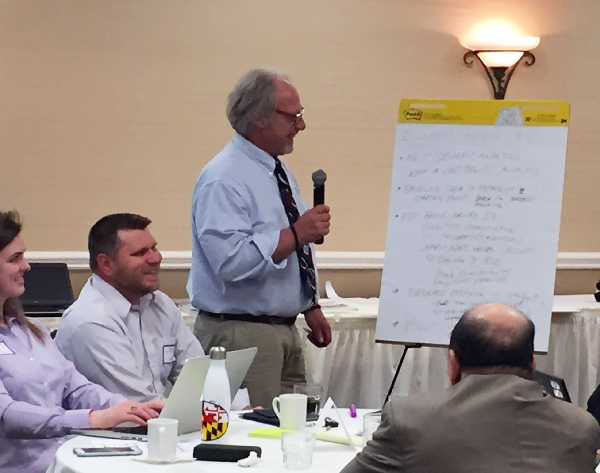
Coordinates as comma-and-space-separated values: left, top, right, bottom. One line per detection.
188, 68, 331, 407
56, 213, 205, 401
340, 303, 600, 473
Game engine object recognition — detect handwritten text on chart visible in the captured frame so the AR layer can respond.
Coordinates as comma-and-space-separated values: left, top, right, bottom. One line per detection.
377, 115, 568, 349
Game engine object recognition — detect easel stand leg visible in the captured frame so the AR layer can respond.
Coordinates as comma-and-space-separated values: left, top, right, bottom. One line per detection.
384, 343, 421, 405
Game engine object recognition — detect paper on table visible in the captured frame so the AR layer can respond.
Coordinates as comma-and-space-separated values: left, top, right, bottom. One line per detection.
174, 299, 198, 318
320, 282, 359, 312
318, 397, 358, 451
232, 388, 250, 411
325, 281, 341, 299
323, 282, 382, 315
317, 430, 362, 447
319, 397, 336, 424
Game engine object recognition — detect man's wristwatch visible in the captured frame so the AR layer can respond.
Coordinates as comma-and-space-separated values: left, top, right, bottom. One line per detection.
302, 304, 321, 315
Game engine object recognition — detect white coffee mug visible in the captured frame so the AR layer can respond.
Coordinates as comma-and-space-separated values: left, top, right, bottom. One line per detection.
272, 393, 307, 431
147, 418, 178, 462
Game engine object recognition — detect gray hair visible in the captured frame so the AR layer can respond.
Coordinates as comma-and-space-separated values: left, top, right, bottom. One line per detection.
226, 68, 288, 135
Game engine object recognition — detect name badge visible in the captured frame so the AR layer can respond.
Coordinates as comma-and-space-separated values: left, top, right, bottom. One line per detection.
0, 342, 15, 355
163, 344, 175, 364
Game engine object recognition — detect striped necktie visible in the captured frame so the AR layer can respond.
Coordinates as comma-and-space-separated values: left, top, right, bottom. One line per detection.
273, 157, 317, 303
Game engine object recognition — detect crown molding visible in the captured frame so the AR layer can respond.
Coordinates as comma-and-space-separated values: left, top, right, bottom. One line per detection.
22, 251, 600, 271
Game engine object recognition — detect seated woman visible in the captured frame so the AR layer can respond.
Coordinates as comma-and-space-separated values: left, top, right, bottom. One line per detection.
0, 211, 163, 473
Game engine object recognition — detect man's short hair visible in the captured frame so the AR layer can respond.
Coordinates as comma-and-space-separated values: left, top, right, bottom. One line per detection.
88, 213, 152, 271
449, 306, 535, 371
226, 68, 288, 136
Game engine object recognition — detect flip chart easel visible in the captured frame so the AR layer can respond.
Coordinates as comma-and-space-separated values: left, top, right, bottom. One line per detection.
377, 99, 569, 369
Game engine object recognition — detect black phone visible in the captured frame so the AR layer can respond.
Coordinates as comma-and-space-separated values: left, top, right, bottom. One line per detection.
193, 444, 262, 462
73, 446, 143, 457
240, 408, 319, 426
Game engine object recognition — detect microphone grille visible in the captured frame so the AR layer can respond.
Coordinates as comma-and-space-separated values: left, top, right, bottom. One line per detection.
312, 169, 327, 185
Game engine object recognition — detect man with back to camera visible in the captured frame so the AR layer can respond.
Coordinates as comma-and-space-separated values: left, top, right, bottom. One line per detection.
55, 213, 205, 401
341, 303, 600, 473
187, 68, 332, 407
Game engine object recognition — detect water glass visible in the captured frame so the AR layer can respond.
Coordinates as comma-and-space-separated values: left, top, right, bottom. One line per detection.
281, 430, 317, 469
293, 383, 322, 417
362, 411, 382, 447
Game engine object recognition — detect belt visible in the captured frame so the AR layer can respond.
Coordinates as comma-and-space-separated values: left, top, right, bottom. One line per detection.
200, 310, 297, 326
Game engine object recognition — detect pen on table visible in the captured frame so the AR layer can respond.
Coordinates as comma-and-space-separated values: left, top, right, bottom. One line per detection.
349, 404, 357, 418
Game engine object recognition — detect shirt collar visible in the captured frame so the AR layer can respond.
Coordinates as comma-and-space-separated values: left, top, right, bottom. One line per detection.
231, 133, 278, 172
0, 315, 18, 333
90, 274, 154, 319
0, 316, 23, 336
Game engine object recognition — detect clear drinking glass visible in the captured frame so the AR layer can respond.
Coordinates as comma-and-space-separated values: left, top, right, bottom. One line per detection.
281, 430, 317, 470
362, 411, 382, 447
293, 383, 322, 418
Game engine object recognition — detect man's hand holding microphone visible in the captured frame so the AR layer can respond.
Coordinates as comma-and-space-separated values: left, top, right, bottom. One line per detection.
293, 169, 329, 246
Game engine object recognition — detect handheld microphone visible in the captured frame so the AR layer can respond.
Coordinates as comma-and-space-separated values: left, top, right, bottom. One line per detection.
312, 169, 327, 245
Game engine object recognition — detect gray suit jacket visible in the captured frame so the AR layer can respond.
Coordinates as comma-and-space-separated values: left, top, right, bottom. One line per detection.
342, 374, 600, 473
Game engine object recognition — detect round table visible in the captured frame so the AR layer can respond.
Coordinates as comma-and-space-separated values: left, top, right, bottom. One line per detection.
49, 411, 363, 473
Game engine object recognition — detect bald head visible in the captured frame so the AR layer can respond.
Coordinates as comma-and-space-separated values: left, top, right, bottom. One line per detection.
448, 303, 535, 382
464, 302, 531, 345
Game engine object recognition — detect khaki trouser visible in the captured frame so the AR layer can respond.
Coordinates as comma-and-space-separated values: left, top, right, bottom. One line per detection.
193, 312, 306, 407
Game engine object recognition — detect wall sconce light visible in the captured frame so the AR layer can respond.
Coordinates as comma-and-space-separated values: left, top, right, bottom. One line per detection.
460, 25, 540, 99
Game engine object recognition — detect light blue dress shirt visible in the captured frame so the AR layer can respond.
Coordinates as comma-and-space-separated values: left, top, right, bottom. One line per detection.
0, 317, 123, 473
187, 133, 315, 317
56, 275, 205, 401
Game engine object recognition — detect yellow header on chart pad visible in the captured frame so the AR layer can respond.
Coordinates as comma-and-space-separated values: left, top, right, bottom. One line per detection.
398, 99, 569, 126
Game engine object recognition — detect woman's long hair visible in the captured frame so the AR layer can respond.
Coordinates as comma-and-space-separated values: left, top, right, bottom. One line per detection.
0, 211, 45, 343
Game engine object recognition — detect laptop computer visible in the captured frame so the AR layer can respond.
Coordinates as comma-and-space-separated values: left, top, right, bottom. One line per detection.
72, 347, 257, 439
532, 369, 571, 402
19, 263, 74, 316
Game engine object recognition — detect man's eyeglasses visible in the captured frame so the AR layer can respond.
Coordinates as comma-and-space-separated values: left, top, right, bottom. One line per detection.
275, 108, 305, 124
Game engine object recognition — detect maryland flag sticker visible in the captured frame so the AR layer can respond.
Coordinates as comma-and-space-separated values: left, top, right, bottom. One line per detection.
201, 400, 229, 441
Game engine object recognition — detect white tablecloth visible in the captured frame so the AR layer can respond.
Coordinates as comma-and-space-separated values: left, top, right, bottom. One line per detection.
40, 295, 600, 409
298, 295, 600, 409
48, 411, 363, 473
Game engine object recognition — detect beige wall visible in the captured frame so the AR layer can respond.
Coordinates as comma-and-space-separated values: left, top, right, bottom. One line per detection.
68, 268, 598, 300
1, 0, 599, 295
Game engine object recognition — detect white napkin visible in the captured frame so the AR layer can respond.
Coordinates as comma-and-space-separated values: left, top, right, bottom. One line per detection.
231, 388, 251, 411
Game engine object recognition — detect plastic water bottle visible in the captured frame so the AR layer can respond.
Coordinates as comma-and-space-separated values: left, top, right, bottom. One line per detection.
201, 346, 231, 442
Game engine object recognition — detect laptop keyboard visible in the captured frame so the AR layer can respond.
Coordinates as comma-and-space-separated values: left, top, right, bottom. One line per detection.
112, 425, 148, 435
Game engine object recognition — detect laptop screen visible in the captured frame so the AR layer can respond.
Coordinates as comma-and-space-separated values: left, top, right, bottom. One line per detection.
19, 263, 74, 314
532, 370, 571, 403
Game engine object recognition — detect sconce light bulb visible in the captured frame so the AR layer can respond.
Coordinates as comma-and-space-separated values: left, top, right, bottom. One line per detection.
460, 23, 540, 52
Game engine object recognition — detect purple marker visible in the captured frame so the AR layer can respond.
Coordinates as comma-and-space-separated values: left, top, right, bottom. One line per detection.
349, 404, 357, 418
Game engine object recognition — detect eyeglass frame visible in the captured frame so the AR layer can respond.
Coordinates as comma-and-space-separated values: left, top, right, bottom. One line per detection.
275, 108, 305, 124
